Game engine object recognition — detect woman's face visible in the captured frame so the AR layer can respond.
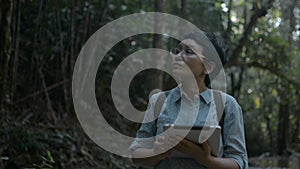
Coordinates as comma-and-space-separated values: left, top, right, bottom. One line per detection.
171, 39, 207, 81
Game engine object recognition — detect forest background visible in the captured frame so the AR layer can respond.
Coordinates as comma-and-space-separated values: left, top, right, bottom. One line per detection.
0, 0, 300, 168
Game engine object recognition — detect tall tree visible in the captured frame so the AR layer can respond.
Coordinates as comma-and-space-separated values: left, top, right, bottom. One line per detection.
151, 0, 166, 90
0, 0, 12, 109
277, 87, 289, 155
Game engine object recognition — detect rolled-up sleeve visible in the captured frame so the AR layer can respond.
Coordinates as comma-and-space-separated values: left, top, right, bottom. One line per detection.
130, 93, 160, 151
222, 95, 248, 169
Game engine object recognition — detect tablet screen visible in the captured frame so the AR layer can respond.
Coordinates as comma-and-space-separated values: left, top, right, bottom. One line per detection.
163, 124, 222, 157
163, 124, 221, 130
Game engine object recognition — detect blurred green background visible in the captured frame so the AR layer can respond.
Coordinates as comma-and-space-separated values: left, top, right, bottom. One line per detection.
0, 0, 299, 168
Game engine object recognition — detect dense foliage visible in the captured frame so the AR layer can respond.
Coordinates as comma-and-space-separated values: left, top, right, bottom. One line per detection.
0, 0, 299, 168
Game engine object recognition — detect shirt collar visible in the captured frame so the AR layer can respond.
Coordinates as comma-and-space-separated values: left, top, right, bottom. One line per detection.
170, 85, 213, 104
169, 86, 181, 103
199, 89, 213, 104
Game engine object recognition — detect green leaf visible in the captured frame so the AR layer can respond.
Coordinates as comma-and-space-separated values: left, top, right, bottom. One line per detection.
47, 150, 55, 163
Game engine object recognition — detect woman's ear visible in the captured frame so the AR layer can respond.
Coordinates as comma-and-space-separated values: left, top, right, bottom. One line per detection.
204, 61, 216, 74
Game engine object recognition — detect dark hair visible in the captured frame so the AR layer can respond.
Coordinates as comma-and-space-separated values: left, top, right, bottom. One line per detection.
183, 31, 228, 86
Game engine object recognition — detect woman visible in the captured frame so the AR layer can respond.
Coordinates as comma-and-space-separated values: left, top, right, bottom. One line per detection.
130, 31, 248, 169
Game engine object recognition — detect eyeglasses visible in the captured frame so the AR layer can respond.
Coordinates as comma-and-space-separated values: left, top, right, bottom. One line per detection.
170, 47, 195, 56
170, 47, 206, 60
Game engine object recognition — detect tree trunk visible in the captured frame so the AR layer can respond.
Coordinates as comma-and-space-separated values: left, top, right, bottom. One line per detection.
263, 91, 275, 155
277, 89, 290, 155
292, 94, 300, 144
223, 0, 232, 41
151, 0, 165, 90
0, 0, 13, 109
11, 0, 21, 103
229, 67, 244, 99
178, 0, 187, 35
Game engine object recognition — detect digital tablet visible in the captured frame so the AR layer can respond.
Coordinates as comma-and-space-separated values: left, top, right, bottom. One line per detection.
163, 124, 222, 157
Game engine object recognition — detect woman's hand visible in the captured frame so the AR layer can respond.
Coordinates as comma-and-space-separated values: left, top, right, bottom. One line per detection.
153, 136, 172, 161
168, 136, 213, 165
131, 136, 172, 168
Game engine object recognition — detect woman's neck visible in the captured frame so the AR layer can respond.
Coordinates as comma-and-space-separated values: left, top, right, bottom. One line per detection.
180, 77, 207, 98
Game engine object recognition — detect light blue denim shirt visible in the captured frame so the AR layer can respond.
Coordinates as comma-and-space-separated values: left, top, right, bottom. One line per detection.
130, 86, 248, 169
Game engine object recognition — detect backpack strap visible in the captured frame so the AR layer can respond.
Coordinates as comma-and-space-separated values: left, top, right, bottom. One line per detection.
154, 91, 169, 120
153, 91, 169, 130
212, 90, 225, 143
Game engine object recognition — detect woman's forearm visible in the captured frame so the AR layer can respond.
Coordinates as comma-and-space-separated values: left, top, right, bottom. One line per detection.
197, 156, 239, 169
131, 148, 164, 168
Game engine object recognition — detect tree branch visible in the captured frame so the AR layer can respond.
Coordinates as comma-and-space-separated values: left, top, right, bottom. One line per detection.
14, 79, 69, 104
227, 0, 275, 66
230, 61, 300, 89
222, 0, 232, 41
